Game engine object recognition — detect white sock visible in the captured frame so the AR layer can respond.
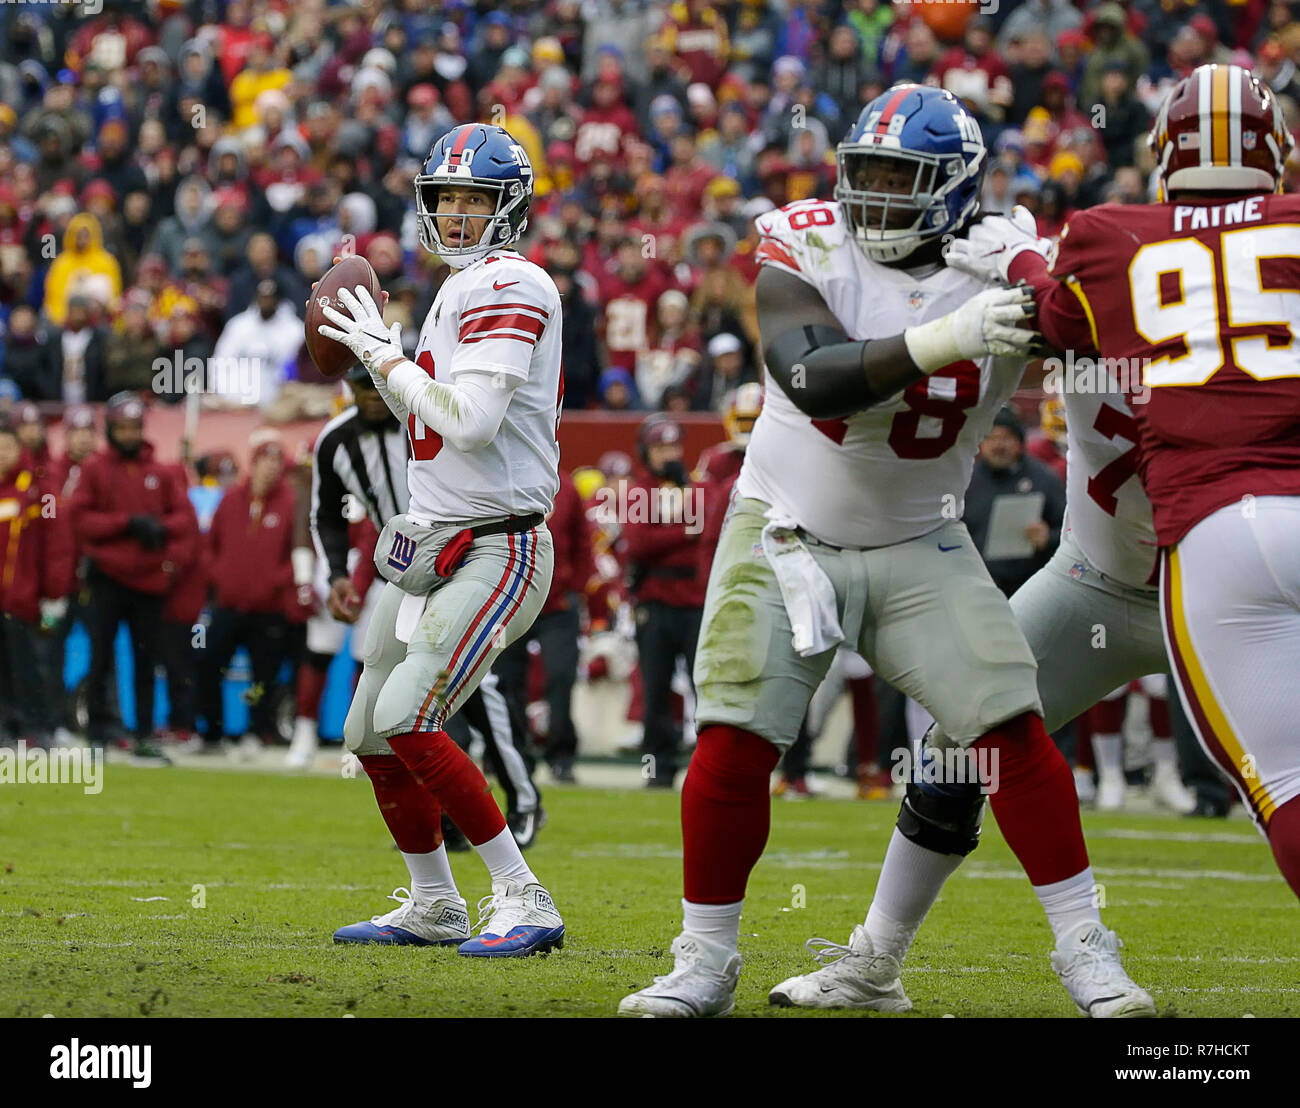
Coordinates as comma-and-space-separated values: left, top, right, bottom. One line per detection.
1034, 867, 1102, 945
293, 716, 318, 741
682, 898, 742, 953
1152, 738, 1177, 768
864, 828, 964, 962
1093, 733, 1123, 777
402, 847, 460, 903
473, 827, 537, 887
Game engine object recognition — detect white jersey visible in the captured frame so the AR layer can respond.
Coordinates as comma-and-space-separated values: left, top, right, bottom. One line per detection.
1060, 387, 1158, 588
404, 249, 562, 522
739, 199, 1026, 548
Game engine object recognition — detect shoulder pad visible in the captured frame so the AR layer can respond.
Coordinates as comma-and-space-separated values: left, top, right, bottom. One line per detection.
755, 200, 850, 280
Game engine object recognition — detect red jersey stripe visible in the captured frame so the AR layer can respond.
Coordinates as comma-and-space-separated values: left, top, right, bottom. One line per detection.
459, 312, 546, 339
460, 333, 537, 346
460, 301, 550, 321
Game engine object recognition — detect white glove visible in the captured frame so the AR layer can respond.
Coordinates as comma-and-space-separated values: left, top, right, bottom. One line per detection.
942, 205, 1050, 284
317, 285, 405, 374
903, 284, 1040, 371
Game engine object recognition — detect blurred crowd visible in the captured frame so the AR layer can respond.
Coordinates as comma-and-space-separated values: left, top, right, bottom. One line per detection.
0, 0, 1290, 808
4, 1, 1300, 418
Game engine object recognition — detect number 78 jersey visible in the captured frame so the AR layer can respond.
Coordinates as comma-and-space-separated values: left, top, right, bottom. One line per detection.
1039, 194, 1300, 546
738, 199, 1029, 549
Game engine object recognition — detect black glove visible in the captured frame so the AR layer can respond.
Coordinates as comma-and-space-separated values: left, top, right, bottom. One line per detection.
127, 514, 167, 550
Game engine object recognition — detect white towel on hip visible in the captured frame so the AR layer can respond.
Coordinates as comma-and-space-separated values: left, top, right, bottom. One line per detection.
394, 590, 428, 644
759, 511, 844, 658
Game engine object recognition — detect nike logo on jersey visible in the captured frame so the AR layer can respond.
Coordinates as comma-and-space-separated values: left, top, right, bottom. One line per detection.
493, 280, 519, 291
938, 543, 961, 552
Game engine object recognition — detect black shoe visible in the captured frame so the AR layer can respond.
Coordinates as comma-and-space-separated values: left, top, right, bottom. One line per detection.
131, 739, 172, 766
507, 805, 547, 850
549, 759, 576, 784
441, 813, 471, 852
1191, 795, 1230, 818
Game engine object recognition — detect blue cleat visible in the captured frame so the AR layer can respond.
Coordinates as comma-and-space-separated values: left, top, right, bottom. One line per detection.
333, 887, 470, 946
458, 880, 565, 958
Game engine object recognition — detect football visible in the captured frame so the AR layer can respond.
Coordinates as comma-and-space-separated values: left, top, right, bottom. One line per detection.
305, 254, 384, 379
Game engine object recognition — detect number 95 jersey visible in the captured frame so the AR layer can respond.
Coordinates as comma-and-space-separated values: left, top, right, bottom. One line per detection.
1040, 194, 1300, 547
739, 200, 1029, 549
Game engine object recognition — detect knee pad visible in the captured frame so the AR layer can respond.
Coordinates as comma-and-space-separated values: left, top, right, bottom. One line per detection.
896, 738, 986, 856
373, 656, 445, 737
342, 695, 369, 753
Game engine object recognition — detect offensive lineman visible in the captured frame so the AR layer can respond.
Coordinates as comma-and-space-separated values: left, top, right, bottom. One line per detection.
316, 123, 566, 955
770, 212, 1180, 1016
621, 86, 1149, 1017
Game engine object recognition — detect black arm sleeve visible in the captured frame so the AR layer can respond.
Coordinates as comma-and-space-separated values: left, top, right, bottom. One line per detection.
311, 432, 352, 584
757, 266, 927, 420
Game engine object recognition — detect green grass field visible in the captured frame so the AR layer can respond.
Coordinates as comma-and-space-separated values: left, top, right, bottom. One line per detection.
2, 765, 1296, 1018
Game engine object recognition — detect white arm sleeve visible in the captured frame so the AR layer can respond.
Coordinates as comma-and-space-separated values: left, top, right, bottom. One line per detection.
366, 364, 411, 422
385, 362, 515, 453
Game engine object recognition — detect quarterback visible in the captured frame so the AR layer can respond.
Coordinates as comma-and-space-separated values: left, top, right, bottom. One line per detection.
970, 65, 1300, 898
621, 86, 1150, 1017
316, 124, 566, 955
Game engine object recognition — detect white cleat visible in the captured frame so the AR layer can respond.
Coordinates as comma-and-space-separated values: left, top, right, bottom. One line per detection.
1150, 763, 1197, 815
458, 880, 565, 957
237, 732, 262, 762
1050, 920, 1156, 1018
768, 924, 912, 1012
619, 933, 741, 1017
285, 722, 319, 770
333, 888, 470, 946
1096, 772, 1126, 811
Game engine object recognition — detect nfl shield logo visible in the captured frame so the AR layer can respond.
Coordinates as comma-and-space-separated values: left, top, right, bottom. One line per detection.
1243, 131, 1258, 150
908, 289, 925, 310
1070, 562, 1087, 581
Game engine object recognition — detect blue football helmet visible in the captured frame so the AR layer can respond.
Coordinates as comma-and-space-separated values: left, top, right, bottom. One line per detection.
835, 85, 986, 263
414, 123, 534, 268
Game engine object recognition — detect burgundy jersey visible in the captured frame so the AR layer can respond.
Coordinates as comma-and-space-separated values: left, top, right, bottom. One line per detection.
1014, 193, 1300, 546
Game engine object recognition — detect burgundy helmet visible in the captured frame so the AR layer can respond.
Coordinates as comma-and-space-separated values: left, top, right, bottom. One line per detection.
63, 404, 97, 431
636, 414, 683, 464
1149, 63, 1293, 197
14, 400, 42, 427
596, 449, 633, 478
105, 391, 146, 426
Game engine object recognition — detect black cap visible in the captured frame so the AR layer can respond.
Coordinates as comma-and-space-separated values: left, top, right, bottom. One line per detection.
992, 406, 1025, 443
346, 363, 374, 386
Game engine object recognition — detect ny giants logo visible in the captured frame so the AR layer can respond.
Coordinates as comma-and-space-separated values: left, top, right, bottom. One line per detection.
387, 531, 417, 572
